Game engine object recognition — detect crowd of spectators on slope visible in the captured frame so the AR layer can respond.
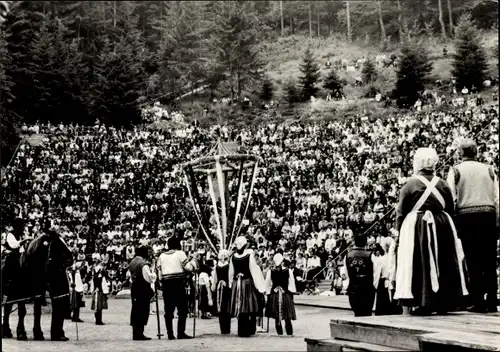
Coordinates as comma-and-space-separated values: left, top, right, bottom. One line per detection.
1, 92, 498, 295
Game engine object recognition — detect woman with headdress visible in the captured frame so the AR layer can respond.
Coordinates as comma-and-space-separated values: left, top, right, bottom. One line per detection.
228, 236, 266, 337
265, 254, 297, 336
393, 148, 468, 315
211, 249, 232, 334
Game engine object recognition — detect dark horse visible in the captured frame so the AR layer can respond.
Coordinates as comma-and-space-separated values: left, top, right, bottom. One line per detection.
2, 229, 73, 341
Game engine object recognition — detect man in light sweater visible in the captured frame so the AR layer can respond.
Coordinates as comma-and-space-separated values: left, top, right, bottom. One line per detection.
447, 139, 499, 313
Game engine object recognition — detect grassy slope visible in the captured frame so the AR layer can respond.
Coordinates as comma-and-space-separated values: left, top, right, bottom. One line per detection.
177, 32, 498, 125
262, 32, 499, 100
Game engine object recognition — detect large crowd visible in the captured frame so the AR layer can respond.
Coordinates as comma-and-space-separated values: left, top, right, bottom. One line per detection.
1, 92, 499, 296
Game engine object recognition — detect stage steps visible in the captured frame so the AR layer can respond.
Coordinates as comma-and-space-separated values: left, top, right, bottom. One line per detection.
305, 338, 410, 352
306, 312, 500, 351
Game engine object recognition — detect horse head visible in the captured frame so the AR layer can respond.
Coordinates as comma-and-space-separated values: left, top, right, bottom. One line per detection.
23, 230, 74, 279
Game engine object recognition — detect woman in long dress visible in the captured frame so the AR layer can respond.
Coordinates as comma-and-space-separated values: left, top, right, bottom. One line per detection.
393, 148, 468, 315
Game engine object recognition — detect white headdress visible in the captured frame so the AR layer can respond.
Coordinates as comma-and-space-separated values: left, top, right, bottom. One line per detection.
234, 236, 248, 250
413, 147, 439, 174
273, 253, 284, 267
218, 249, 231, 261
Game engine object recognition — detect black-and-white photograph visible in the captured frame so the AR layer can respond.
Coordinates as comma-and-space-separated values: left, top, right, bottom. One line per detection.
0, 1, 499, 351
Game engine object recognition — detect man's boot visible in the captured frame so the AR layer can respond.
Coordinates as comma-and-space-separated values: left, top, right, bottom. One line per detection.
177, 315, 192, 339
275, 321, 283, 335
165, 317, 175, 340
2, 324, 13, 339
284, 319, 293, 336
95, 311, 105, 325
16, 326, 27, 341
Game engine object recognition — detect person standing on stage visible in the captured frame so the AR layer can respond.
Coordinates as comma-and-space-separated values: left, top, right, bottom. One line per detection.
447, 139, 499, 313
69, 260, 85, 323
211, 250, 232, 334
265, 254, 297, 336
394, 147, 468, 316
228, 236, 266, 338
128, 245, 156, 341
91, 261, 109, 325
344, 233, 375, 317
157, 236, 199, 340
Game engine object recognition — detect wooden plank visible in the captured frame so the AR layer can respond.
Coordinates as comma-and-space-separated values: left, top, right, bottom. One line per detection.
418, 332, 500, 352
330, 321, 425, 350
305, 337, 342, 352
332, 315, 500, 335
305, 338, 409, 352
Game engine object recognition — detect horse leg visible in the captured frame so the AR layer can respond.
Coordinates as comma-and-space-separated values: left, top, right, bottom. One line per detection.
2, 303, 13, 338
33, 301, 45, 341
16, 303, 27, 340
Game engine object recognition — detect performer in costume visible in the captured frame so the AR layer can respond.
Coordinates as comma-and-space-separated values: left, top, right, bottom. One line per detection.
265, 254, 297, 336
157, 236, 198, 340
394, 147, 468, 315
211, 250, 232, 334
228, 236, 266, 338
2, 217, 29, 340
344, 233, 375, 317
128, 245, 156, 340
91, 261, 109, 325
198, 264, 213, 319
44, 225, 74, 341
69, 261, 85, 323
447, 139, 499, 313
372, 243, 401, 316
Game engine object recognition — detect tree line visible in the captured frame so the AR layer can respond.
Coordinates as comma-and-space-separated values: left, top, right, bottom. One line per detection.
0, 0, 496, 166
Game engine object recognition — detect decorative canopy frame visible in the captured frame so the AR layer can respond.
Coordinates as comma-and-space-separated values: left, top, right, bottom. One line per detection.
179, 140, 261, 254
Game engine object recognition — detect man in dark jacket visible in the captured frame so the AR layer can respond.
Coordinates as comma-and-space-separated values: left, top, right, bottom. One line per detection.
345, 233, 375, 317
128, 245, 156, 341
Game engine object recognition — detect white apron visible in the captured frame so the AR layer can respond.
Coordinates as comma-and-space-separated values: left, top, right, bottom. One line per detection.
394, 175, 468, 300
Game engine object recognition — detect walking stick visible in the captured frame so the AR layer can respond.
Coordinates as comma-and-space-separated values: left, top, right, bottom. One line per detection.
193, 272, 198, 337
153, 261, 163, 339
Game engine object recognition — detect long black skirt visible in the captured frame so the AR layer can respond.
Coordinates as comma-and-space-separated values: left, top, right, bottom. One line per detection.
199, 286, 211, 312
375, 279, 402, 316
230, 278, 260, 317
265, 290, 296, 321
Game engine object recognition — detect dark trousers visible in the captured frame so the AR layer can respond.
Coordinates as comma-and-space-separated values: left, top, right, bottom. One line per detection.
237, 313, 256, 337
219, 314, 231, 334
275, 319, 293, 335
131, 298, 150, 338
161, 278, 188, 337
348, 289, 375, 317
457, 212, 498, 310
50, 297, 67, 339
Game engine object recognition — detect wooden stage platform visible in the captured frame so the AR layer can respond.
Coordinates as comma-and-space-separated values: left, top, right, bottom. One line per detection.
305, 311, 500, 351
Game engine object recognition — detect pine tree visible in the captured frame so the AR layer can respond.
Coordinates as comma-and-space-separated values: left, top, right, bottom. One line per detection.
0, 28, 19, 167
285, 79, 299, 106
361, 59, 377, 84
210, 1, 265, 100
299, 47, 321, 101
27, 16, 86, 124
90, 25, 147, 126
260, 79, 274, 101
323, 68, 343, 94
452, 14, 489, 91
394, 41, 433, 108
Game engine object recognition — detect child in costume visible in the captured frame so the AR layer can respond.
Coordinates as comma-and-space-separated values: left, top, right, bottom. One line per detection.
265, 254, 297, 336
